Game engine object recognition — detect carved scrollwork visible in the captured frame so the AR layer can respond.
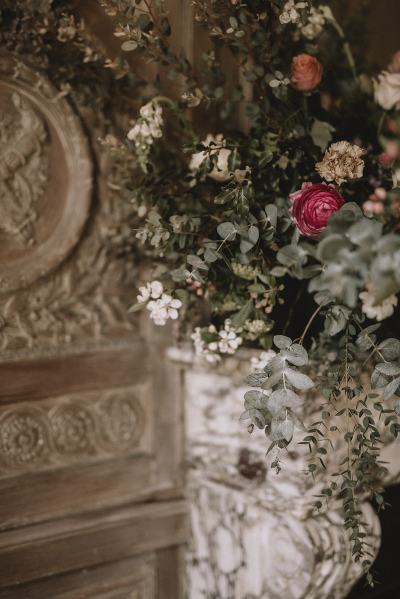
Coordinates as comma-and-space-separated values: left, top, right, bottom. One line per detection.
0, 387, 149, 475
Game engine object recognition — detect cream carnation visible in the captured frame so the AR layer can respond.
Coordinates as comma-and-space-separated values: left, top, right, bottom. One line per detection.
374, 71, 400, 111
360, 287, 398, 322
315, 141, 365, 185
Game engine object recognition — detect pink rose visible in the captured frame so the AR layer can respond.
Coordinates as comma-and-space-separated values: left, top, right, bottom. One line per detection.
291, 54, 323, 92
289, 182, 345, 236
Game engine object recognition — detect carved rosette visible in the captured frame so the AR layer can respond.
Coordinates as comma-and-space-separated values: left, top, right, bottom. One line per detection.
0, 387, 148, 475
0, 407, 50, 468
50, 403, 96, 456
99, 394, 145, 451
0, 52, 92, 293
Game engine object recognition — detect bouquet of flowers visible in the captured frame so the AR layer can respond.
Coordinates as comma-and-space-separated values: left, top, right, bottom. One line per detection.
104, 0, 400, 579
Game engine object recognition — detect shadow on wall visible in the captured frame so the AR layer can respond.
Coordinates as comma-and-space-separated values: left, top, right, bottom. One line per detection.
333, 0, 400, 67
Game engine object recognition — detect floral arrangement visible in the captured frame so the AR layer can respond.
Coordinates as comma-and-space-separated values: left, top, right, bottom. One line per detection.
12, 0, 398, 583
106, 0, 400, 580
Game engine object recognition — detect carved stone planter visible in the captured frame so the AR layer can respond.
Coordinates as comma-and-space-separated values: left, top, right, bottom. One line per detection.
167, 347, 397, 599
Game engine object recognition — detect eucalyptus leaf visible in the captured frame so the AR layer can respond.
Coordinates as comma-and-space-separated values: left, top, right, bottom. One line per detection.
273, 335, 292, 349
285, 368, 314, 390
383, 377, 400, 401
217, 222, 237, 240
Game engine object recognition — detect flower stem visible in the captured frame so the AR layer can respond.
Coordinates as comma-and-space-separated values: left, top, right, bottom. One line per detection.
331, 19, 357, 82
299, 304, 323, 345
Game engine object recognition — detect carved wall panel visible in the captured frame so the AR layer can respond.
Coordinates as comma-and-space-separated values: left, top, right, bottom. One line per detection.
0, 53, 92, 293
0, 52, 138, 354
0, 11, 186, 596
0, 384, 152, 476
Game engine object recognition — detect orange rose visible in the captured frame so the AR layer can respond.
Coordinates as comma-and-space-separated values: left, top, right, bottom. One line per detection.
291, 54, 323, 92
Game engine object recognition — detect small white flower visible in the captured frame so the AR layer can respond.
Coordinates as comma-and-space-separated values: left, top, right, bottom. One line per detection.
189, 134, 232, 182
250, 350, 277, 371
149, 280, 163, 299
127, 100, 164, 170
299, 5, 333, 40
374, 71, 400, 111
279, 1, 307, 25
360, 287, 398, 321
137, 285, 151, 303
137, 280, 164, 303
147, 293, 182, 326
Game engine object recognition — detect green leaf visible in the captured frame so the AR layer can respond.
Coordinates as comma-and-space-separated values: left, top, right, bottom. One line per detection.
271, 414, 294, 442
267, 388, 302, 414
375, 362, 400, 377
285, 368, 314, 390
378, 339, 400, 361
311, 119, 335, 151
217, 222, 237, 240
245, 372, 268, 386
128, 302, 147, 313
187, 254, 208, 269
265, 204, 278, 229
273, 335, 292, 349
282, 343, 308, 366
231, 299, 253, 327
383, 377, 400, 400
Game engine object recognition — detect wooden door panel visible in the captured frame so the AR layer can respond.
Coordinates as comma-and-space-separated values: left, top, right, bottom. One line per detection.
0, 5, 187, 594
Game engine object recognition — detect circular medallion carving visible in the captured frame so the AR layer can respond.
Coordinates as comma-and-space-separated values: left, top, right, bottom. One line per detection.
0, 53, 92, 292
99, 393, 145, 450
0, 408, 49, 467
50, 402, 96, 456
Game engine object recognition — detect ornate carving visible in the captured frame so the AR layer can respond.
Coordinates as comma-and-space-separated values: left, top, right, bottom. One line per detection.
100, 394, 145, 451
50, 402, 96, 456
0, 53, 138, 354
0, 92, 48, 245
0, 53, 92, 293
0, 407, 49, 467
0, 387, 149, 475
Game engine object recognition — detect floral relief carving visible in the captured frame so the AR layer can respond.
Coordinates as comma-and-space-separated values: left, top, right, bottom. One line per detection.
0, 387, 149, 475
0, 92, 48, 245
0, 407, 50, 467
0, 53, 138, 354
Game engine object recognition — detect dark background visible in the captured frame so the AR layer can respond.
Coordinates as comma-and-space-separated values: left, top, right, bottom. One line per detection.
348, 486, 400, 599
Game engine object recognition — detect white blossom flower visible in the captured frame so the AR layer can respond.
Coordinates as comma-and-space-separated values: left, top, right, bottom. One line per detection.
217, 320, 242, 354
300, 5, 333, 40
374, 71, 400, 111
191, 320, 242, 362
127, 100, 164, 170
189, 134, 232, 182
147, 293, 183, 326
191, 327, 221, 363
315, 141, 365, 185
137, 280, 164, 303
243, 319, 272, 341
360, 287, 398, 321
250, 350, 277, 371
279, 1, 307, 25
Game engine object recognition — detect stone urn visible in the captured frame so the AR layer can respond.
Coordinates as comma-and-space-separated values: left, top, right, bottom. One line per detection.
167, 346, 400, 599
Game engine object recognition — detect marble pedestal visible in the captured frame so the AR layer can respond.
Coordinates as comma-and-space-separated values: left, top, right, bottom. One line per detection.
168, 348, 397, 599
